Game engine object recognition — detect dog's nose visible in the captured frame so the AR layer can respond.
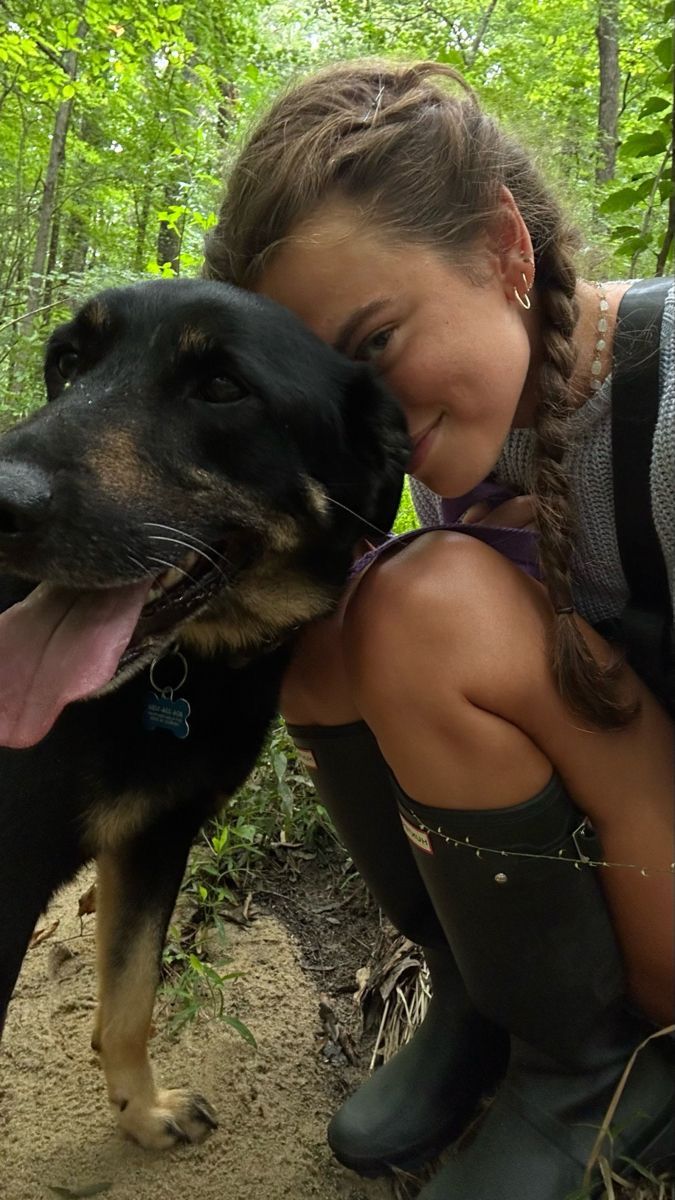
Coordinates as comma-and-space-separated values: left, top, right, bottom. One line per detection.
0, 461, 53, 536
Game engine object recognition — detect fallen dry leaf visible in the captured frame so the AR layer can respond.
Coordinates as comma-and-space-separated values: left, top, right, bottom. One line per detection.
78, 883, 97, 916
28, 919, 60, 950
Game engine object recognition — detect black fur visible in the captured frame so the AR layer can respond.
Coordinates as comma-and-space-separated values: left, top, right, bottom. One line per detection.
0, 278, 408, 1140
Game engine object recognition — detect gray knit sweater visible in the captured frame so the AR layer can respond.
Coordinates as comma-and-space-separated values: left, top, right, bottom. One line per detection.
410, 282, 675, 627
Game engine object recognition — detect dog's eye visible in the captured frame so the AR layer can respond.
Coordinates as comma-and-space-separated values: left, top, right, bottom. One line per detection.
202, 377, 248, 405
56, 350, 79, 381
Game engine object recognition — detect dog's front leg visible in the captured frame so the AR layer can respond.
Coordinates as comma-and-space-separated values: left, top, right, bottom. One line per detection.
93, 815, 218, 1150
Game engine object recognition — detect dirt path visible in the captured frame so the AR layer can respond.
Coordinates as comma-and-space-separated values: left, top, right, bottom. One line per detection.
0, 870, 394, 1200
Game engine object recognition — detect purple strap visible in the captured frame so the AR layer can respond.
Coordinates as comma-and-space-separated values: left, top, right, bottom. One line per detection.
352, 481, 541, 580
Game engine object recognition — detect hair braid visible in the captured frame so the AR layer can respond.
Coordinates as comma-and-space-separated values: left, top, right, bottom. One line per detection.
532, 238, 638, 728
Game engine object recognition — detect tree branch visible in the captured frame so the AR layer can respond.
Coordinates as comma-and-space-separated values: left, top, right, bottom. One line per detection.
467, 0, 499, 68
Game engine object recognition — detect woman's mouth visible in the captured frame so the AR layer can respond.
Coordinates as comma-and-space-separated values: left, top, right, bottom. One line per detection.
408, 416, 442, 475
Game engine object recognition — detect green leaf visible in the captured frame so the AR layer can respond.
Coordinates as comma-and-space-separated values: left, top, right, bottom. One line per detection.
639, 96, 669, 118
616, 234, 651, 255
599, 187, 640, 214
619, 130, 668, 159
221, 1014, 257, 1047
610, 224, 641, 239
655, 35, 673, 70
164, 4, 184, 19
635, 176, 657, 199
665, 0, 675, 18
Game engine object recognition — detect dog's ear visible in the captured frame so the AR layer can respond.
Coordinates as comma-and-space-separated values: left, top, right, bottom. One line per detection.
340, 366, 410, 534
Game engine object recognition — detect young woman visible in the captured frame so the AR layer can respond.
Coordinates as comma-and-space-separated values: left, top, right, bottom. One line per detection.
204, 61, 674, 1199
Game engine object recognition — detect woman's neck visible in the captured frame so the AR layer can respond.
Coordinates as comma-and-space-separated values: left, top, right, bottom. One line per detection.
512, 278, 631, 429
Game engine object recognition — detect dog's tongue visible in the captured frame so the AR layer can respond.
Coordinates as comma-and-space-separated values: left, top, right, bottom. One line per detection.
0, 579, 152, 749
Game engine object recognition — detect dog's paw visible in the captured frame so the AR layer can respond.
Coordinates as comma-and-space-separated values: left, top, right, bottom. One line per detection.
118, 1088, 218, 1150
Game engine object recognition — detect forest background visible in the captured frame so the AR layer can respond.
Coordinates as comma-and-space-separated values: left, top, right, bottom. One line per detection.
0, 0, 673, 428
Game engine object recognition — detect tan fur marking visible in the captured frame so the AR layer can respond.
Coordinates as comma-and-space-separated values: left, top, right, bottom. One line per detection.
94, 853, 158, 1108
304, 476, 330, 521
178, 326, 208, 353
177, 469, 303, 553
86, 429, 152, 498
81, 299, 110, 330
180, 560, 335, 655
84, 791, 160, 853
94, 852, 217, 1148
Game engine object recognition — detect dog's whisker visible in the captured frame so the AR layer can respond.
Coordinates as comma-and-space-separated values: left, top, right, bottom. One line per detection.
323, 496, 389, 539
146, 535, 228, 579
143, 523, 231, 568
126, 553, 149, 579
147, 556, 201, 589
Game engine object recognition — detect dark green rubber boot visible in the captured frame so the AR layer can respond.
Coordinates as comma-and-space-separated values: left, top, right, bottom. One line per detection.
287, 721, 509, 1176
396, 774, 675, 1199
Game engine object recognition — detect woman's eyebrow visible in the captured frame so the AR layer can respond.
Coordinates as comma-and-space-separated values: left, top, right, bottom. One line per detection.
333, 298, 390, 354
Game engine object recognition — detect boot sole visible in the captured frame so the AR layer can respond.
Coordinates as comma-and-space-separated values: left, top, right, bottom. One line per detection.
328, 1125, 458, 1178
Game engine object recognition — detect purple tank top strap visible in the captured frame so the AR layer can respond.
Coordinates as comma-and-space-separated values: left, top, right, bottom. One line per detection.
351, 521, 540, 581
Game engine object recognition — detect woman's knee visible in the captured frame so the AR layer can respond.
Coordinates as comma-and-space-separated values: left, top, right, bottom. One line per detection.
341, 533, 554, 808
342, 531, 547, 710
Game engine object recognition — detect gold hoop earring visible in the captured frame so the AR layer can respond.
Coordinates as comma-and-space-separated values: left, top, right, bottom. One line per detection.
514, 273, 531, 310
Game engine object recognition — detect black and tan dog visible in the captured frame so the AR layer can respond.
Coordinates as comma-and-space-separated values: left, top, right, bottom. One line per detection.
0, 278, 408, 1148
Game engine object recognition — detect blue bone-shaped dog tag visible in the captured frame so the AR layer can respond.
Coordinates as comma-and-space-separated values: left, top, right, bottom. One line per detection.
143, 691, 191, 739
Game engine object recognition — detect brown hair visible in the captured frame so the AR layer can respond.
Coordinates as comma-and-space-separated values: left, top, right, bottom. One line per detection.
205, 59, 635, 730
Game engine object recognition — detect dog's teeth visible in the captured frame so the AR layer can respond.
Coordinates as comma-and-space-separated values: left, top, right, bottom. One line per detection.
146, 549, 201, 607
161, 565, 185, 590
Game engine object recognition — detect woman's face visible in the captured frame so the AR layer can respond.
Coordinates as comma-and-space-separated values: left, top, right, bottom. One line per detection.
255, 200, 535, 499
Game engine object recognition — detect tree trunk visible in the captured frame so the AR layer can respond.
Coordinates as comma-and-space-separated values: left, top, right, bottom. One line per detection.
595, 0, 620, 184
134, 186, 153, 274
217, 80, 237, 143
19, 21, 86, 336
60, 211, 89, 279
156, 182, 183, 276
42, 193, 62, 309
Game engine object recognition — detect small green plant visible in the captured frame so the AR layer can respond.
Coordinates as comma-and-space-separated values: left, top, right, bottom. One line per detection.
185, 719, 337, 910
160, 935, 256, 1045
163, 721, 339, 1037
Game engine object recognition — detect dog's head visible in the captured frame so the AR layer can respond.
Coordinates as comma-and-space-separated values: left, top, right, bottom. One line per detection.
0, 278, 409, 748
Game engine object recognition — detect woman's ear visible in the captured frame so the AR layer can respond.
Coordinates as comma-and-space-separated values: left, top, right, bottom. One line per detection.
489, 186, 535, 303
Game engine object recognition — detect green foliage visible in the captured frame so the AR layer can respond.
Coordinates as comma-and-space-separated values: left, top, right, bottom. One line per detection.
185, 719, 334, 914
1, 0, 671, 423
393, 479, 419, 534
162, 718, 335, 1035
160, 936, 256, 1042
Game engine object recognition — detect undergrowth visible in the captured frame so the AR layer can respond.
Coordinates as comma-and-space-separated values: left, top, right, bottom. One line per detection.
160, 718, 335, 1038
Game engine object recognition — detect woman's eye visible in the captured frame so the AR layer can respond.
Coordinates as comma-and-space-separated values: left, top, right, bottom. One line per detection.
354, 328, 394, 364
202, 377, 248, 404
57, 350, 79, 380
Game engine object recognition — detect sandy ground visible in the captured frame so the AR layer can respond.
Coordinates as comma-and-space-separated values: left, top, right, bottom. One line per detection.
0, 870, 394, 1200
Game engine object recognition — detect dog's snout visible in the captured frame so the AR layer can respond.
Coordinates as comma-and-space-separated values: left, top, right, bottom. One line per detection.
0, 461, 52, 536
